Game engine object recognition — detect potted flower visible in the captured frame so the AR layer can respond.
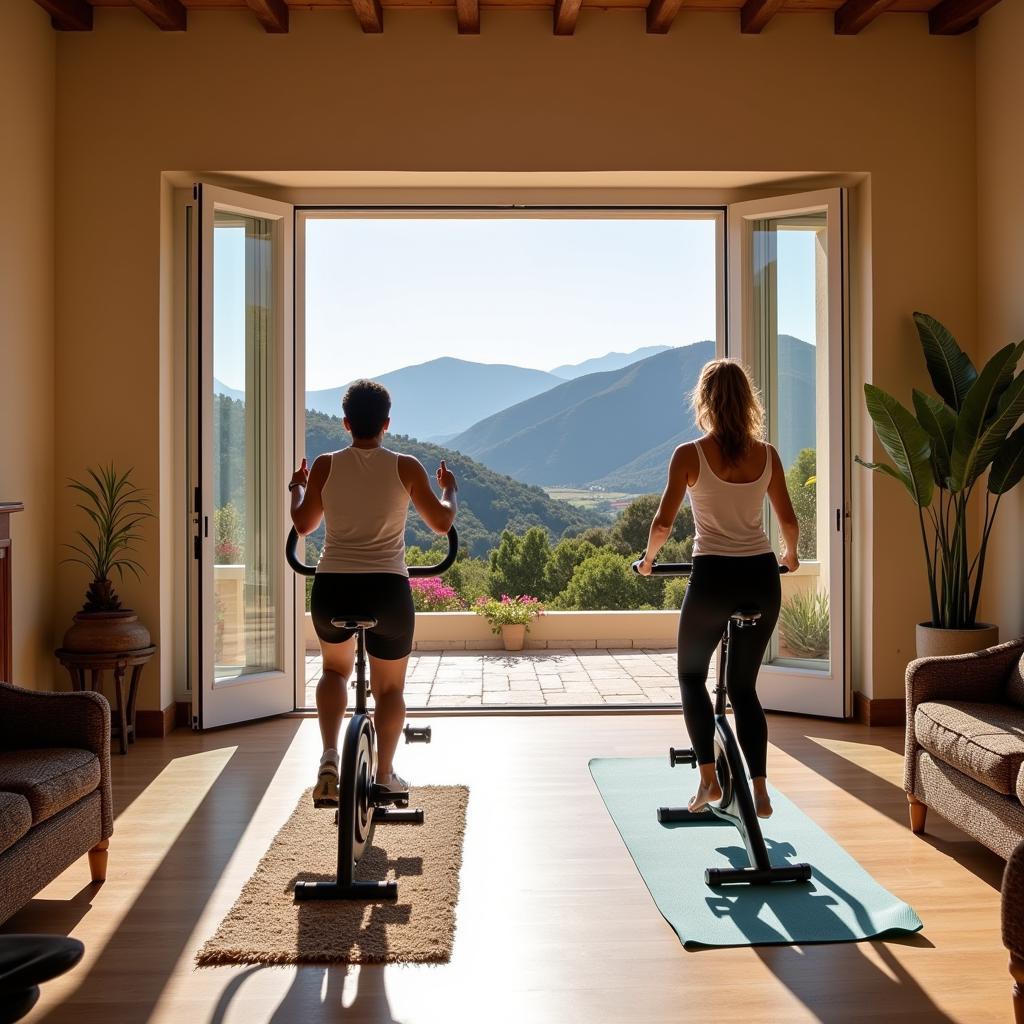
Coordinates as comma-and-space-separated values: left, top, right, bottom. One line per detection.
857, 313, 1024, 657
61, 464, 154, 653
474, 594, 544, 651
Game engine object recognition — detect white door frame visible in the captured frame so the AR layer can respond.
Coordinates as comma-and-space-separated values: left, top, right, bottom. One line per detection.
190, 183, 298, 729
727, 188, 851, 718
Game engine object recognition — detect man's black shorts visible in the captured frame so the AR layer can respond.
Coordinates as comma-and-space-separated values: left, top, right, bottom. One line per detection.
310, 572, 415, 660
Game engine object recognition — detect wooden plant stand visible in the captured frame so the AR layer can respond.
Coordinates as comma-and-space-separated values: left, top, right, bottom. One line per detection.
54, 646, 157, 754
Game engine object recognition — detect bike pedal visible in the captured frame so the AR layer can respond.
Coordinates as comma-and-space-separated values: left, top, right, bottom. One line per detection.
370, 784, 410, 806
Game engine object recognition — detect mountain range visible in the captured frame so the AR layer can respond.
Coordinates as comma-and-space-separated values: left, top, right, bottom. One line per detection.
215, 345, 673, 443
550, 345, 672, 379
448, 338, 816, 491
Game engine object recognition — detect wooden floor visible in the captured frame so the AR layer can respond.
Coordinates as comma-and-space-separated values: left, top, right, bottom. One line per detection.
5, 712, 1012, 1024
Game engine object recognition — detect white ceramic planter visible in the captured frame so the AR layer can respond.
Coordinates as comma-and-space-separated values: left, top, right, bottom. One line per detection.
915, 622, 999, 659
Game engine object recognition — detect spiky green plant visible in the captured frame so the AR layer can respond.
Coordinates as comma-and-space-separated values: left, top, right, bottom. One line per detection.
63, 464, 153, 612
779, 590, 830, 660
856, 313, 1024, 629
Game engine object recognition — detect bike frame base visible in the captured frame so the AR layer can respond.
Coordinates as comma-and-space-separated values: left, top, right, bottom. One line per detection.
705, 864, 812, 886
294, 879, 399, 902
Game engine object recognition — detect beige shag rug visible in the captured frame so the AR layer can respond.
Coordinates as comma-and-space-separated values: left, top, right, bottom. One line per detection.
196, 785, 469, 966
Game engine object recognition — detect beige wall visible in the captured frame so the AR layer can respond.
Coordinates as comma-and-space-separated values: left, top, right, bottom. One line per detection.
44, 9, 979, 709
0, 3, 55, 690
977, 2, 1024, 642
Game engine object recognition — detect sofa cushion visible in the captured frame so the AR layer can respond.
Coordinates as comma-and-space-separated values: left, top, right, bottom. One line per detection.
915, 701, 1024, 796
1007, 654, 1024, 709
0, 792, 32, 856
0, 749, 101, 826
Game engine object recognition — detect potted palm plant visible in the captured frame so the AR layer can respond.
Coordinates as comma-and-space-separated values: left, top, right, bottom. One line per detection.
857, 313, 1024, 657
61, 464, 154, 653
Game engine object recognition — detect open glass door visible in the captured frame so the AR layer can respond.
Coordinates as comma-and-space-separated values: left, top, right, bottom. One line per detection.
728, 188, 849, 718
189, 184, 296, 729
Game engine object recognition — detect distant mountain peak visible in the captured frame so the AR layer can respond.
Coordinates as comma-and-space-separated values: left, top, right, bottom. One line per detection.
550, 345, 675, 380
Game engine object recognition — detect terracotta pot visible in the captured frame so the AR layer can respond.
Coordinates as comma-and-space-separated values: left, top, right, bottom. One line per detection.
63, 611, 151, 654
915, 622, 999, 659
501, 624, 526, 652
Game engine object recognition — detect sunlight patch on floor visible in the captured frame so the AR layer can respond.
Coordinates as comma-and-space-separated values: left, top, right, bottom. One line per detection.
804, 735, 906, 787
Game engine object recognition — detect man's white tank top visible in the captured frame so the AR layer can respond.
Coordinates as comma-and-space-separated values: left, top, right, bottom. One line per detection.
316, 447, 410, 576
689, 439, 774, 558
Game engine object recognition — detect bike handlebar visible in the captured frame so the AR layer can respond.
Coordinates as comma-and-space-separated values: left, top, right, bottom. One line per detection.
286, 525, 459, 578
631, 558, 789, 577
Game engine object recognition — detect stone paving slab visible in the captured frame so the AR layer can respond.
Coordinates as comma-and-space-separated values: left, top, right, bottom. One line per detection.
304, 648, 701, 708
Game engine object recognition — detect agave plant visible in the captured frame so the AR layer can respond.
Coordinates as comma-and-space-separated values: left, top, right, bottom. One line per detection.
856, 313, 1024, 629
63, 464, 154, 612
779, 590, 830, 659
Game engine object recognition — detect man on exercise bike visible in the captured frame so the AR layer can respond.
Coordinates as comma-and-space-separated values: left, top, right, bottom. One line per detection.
289, 380, 458, 808
637, 359, 799, 820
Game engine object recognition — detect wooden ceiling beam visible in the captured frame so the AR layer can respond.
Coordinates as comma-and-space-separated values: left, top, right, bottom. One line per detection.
553, 0, 582, 35
834, 0, 897, 34
456, 0, 480, 34
130, 0, 187, 31
929, 0, 1003, 34
351, 0, 384, 32
646, 0, 684, 35
34, 0, 93, 31
740, 0, 785, 34
245, 0, 289, 33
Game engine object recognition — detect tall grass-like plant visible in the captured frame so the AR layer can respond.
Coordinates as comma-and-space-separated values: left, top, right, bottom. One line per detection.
63, 464, 154, 612
779, 590, 830, 659
856, 313, 1024, 629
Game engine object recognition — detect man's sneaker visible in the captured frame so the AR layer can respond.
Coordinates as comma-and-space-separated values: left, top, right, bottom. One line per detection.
377, 772, 410, 794
313, 756, 339, 808
375, 772, 411, 807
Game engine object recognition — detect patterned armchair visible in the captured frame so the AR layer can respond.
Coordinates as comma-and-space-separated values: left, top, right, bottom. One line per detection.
1004, 840, 1024, 1023
0, 682, 113, 924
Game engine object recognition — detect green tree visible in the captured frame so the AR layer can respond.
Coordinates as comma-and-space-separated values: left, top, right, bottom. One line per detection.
543, 537, 597, 599
446, 557, 492, 604
662, 576, 689, 610
610, 494, 695, 554
786, 448, 817, 560
554, 551, 655, 610
488, 526, 552, 598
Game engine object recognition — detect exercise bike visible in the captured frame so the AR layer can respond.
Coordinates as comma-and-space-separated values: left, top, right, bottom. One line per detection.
286, 524, 458, 902
633, 556, 812, 887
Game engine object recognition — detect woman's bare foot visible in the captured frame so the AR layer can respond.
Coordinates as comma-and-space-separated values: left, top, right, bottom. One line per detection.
688, 778, 723, 813
752, 778, 773, 818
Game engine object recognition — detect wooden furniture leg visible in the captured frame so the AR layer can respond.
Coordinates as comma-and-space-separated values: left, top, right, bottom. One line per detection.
1010, 952, 1024, 1024
64, 664, 81, 691
112, 664, 128, 755
908, 793, 927, 834
88, 839, 109, 883
126, 664, 144, 744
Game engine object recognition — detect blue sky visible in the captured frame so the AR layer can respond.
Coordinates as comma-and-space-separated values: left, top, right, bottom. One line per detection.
214, 216, 817, 390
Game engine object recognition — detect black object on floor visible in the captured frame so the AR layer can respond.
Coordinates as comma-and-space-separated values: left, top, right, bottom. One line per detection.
0, 934, 84, 1023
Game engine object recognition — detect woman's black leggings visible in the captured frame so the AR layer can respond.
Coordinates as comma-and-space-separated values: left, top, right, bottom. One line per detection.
676, 553, 781, 779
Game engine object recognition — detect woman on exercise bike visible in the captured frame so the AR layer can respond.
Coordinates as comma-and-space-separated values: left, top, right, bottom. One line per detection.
289, 379, 458, 808
637, 359, 799, 820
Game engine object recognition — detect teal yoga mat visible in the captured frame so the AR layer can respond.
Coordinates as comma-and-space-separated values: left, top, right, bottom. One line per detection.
590, 757, 922, 949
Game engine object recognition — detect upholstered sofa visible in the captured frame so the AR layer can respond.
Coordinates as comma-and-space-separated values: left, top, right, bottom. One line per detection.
0, 682, 113, 925
904, 636, 1024, 860
1004, 840, 1024, 1024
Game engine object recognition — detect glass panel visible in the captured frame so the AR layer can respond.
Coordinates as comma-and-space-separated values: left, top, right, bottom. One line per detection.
752, 213, 830, 669
212, 211, 280, 681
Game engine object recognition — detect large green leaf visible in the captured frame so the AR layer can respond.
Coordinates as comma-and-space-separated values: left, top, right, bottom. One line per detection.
984, 340, 1024, 422
912, 389, 955, 487
853, 456, 921, 502
950, 345, 1024, 489
861, 384, 934, 507
914, 312, 977, 411
989, 423, 1024, 494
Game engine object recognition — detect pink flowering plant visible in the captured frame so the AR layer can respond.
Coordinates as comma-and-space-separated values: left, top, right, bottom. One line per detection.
473, 594, 545, 633
410, 577, 465, 612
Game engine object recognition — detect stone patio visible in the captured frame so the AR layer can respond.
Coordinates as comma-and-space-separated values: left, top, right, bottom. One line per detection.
303, 647, 702, 708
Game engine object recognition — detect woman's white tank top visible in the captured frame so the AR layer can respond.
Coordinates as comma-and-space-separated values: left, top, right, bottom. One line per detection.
316, 447, 410, 576
689, 439, 774, 558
